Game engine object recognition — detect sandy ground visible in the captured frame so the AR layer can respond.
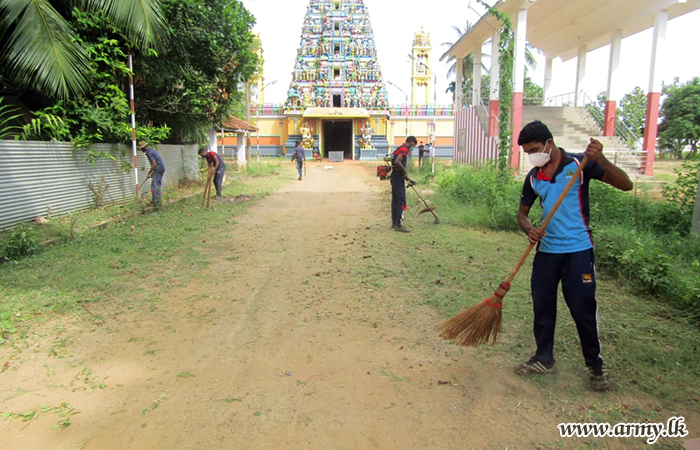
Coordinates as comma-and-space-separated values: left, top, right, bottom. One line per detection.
2, 162, 677, 449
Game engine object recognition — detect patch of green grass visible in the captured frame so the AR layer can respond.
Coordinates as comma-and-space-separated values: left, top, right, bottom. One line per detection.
356, 208, 700, 446
0, 170, 288, 339
243, 159, 284, 177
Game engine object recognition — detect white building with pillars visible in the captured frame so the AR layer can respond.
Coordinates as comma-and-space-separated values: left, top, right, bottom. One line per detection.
442, 0, 700, 175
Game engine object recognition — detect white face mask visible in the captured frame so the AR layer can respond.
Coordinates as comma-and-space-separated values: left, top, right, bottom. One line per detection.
528, 142, 551, 167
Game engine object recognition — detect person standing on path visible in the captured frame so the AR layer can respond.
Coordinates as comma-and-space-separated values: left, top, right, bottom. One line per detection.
422, 142, 432, 166
293, 141, 305, 181
199, 148, 227, 198
514, 120, 632, 391
417, 141, 425, 166
390, 136, 417, 232
139, 139, 166, 206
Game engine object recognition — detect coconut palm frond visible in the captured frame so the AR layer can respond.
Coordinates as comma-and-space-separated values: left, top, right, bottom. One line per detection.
83, 0, 168, 50
0, 97, 23, 140
1, 0, 91, 99
525, 45, 538, 71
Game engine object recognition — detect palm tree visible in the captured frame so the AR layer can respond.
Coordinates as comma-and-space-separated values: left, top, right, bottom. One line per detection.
441, 21, 480, 96
0, 0, 167, 100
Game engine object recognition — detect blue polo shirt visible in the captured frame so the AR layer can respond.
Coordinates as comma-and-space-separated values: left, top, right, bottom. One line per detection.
294, 145, 305, 160
145, 147, 165, 172
520, 149, 606, 254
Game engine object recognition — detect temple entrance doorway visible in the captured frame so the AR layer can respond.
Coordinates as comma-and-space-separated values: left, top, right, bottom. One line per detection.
323, 119, 353, 160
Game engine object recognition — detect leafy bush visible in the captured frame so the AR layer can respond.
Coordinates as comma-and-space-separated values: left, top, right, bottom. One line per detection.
590, 182, 690, 235
3, 226, 39, 261
662, 159, 699, 219
436, 164, 522, 231
595, 226, 700, 318
439, 163, 700, 320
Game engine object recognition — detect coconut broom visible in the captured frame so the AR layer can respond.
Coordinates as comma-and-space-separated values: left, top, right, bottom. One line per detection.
439, 155, 589, 346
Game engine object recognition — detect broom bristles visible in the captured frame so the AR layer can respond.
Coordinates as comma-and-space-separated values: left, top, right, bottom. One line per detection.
438, 282, 510, 346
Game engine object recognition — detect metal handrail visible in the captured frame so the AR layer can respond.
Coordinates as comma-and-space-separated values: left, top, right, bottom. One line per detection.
543, 91, 640, 149
475, 96, 490, 132
545, 92, 576, 107
578, 91, 641, 149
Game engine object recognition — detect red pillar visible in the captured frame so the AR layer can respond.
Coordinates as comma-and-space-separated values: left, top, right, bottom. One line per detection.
642, 92, 660, 176
488, 100, 499, 137
510, 92, 523, 169
603, 100, 616, 136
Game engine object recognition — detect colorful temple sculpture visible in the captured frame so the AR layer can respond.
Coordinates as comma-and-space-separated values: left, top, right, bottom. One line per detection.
227, 0, 455, 162
283, 0, 391, 160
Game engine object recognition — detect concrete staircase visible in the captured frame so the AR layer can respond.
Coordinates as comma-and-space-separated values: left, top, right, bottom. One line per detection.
519, 106, 643, 175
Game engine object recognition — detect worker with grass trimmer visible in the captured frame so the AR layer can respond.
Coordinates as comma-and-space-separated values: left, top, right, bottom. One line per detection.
514, 120, 632, 391
390, 136, 417, 233
139, 139, 166, 207
199, 147, 226, 198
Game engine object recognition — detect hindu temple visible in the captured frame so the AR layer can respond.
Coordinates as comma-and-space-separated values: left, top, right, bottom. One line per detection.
224, 0, 455, 162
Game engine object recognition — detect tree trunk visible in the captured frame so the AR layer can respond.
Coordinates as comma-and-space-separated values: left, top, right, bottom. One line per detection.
685, 140, 697, 160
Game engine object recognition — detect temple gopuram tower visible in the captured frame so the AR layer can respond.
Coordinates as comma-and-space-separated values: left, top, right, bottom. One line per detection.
284, 0, 390, 160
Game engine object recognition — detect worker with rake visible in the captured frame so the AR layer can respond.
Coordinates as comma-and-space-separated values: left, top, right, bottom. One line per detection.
390, 136, 417, 232
139, 139, 166, 207
515, 120, 632, 391
199, 147, 226, 198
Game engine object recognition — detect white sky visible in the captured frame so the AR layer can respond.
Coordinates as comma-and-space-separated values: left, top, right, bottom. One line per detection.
241, 0, 700, 105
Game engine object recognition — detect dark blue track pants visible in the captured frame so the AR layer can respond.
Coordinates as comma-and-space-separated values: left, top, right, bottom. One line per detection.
390, 175, 406, 227
151, 169, 164, 204
531, 249, 603, 367
214, 164, 226, 196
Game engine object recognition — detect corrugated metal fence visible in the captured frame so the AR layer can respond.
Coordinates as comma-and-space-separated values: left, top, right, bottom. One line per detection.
453, 108, 498, 164
0, 141, 199, 230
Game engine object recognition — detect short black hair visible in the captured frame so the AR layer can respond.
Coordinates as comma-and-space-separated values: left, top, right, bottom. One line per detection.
406, 136, 417, 145
296, 141, 301, 146
198, 147, 208, 154
518, 120, 553, 146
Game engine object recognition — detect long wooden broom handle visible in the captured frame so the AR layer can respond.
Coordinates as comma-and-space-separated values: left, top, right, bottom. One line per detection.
201, 167, 213, 208
505, 155, 589, 284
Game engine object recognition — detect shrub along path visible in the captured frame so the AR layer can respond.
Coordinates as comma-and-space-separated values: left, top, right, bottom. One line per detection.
0, 161, 698, 449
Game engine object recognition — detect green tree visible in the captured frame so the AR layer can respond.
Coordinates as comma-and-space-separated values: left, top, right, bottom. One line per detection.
618, 86, 646, 141
442, 21, 478, 98
135, 0, 259, 143
659, 77, 700, 160
10, 7, 169, 157
0, 0, 167, 99
463, 74, 543, 106
588, 89, 645, 148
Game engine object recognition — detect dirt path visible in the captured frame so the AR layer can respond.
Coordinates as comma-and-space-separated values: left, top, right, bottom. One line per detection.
3, 162, 571, 449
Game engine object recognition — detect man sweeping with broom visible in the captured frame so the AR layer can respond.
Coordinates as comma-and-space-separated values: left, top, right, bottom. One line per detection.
514, 120, 632, 391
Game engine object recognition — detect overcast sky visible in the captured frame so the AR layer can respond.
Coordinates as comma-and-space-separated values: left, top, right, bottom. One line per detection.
240, 0, 700, 105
